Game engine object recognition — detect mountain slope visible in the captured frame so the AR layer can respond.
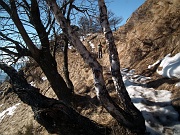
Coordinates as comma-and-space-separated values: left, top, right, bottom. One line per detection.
115, 0, 180, 72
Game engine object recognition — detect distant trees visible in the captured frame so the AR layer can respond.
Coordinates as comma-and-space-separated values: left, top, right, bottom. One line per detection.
108, 10, 123, 31
78, 10, 123, 34
78, 16, 101, 34
0, 0, 145, 134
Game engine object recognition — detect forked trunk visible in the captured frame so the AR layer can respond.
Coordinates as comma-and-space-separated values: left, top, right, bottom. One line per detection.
36, 50, 73, 104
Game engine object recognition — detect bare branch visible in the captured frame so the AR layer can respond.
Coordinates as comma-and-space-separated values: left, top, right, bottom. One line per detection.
30, 0, 50, 50
0, 0, 39, 57
0, 31, 31, 57
0, 47, 18, 56
0, 31, 23, 47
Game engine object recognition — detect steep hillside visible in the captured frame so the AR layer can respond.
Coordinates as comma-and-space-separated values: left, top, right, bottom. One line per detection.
115, 0, 180, 72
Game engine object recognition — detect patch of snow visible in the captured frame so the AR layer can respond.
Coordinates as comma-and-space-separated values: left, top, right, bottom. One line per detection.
121, 69, 151, 86
42, 76, 47, 81
89, 41, 95, 52
68, 45, 73, 49
0, 103, 20, 122
121, 69, 180, 135
148, 59, 161, 69
30, 81, 36, 87
86, 33, 92, 36
80, 36, 85, 41
68, 43, 74, 49
157, 53, 180, 79
175, 82, 180, 87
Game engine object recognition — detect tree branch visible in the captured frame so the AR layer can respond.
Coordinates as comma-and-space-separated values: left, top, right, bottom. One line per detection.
0, 47, 19, 56
98, 0, 145, 133
30, 0, 50, 51
0, 31, 23, 47
0, 0, 39, 58
0, 31, 31, 57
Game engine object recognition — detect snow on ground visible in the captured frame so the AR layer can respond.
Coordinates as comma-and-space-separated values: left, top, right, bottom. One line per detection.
151, 53, 180, 79
30, 81, 36, 87
89, 41, 96, 52
42, 76, 47, 81
149, 52, 180, 87
121, 68, 180, 135
175, 82, 180, 87
0, 103, 20, 122
80, 36, 85, 41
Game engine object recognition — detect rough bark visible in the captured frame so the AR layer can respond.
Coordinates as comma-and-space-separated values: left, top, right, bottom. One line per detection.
98, 0, 145, 133
38, 51, 73, 104
46, 0, 145, 134
63, 36, 74, 92
0, 62, 110, 135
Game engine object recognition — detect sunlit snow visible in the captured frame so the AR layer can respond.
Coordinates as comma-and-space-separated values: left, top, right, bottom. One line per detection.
30, 81, 36, 87
0, 103, 20, 122
89, 41, 95, 52
156, 53, 180, 79
149, 52, 180, 87
121, 69, 180, 135
42, 76, 47, 81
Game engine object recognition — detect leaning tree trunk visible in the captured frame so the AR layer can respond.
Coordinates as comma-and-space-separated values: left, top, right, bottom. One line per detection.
63, 35, 74, 92
37, 51, 73, 104
46, 0, 145, 134
98, 0, 145, 133
0, 62, 110, 135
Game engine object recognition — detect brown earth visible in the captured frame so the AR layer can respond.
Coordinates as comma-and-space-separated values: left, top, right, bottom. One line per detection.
0, 0, 180, 134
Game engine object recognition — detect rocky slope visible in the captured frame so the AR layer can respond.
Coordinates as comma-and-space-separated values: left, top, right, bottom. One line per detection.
115, 0, 180, 71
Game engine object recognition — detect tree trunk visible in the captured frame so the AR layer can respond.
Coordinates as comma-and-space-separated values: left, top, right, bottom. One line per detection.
37, 50, 73, 104
46, 1, 145, 134
63, 35, 74, 92
0, 62, 110, 135
30, 0, 73, 104
98, 0, 145, 133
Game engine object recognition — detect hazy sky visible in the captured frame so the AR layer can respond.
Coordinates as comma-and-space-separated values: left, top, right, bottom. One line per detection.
106, 0, 146, 25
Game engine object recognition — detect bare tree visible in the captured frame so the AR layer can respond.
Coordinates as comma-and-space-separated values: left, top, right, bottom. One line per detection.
0, 0, 72, 104
46, 0, 145, 134
108, 10, 123, 31
0, 0, 145, 134
77, 10, 122, 34
0, 62, 108, 135
0, 0, 108, 134
78, 16, 102, 34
